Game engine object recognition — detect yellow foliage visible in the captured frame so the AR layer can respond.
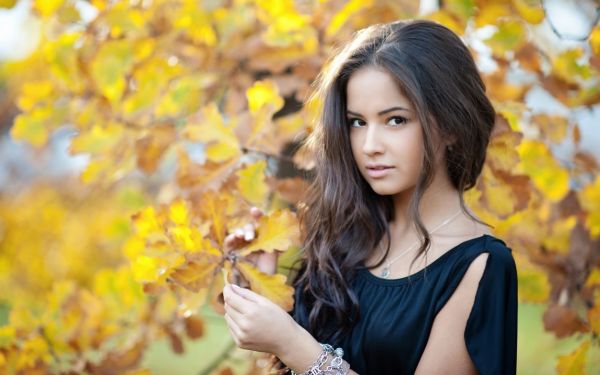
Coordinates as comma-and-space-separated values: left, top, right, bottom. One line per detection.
512, 0, 544, 24
3, 0, 600, 372
236, 262, 294, 311
326, 0, 374, 38
33, 0, 65, 17
486, 19, 526, 57
590, 27, 600, 57
91, 39, 136, 105
578, 176, 600, 238
240, 209, 300, 255
513, 252, 550, 303
183, 103, 241, 163
517, 140, 569, 202
246, 79, 285, 115
556, 339, 590, 375
237, 160, 269, 207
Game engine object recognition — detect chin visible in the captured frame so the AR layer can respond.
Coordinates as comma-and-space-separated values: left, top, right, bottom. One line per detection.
368, 181, 414, 197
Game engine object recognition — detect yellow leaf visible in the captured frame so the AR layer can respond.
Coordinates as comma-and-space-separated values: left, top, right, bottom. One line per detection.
589, 302, 600, 335
425, 10, 465, 35
154, 74, 215, 118
486, 19, 526, 57
585, 268, 600, 287
325, 0, 374, 38
43, 32, 84, 91
0, 0, 17, 9
475, 3, 510, 27
169, 256, 221, 292
578, 176, 600, 238
552, 48, 592, 85
590, 27, 600, 57
104, 3, 145, 38
122, 57, 180, 116
236, 261, 294, 311
542, 216, 577, 254
444, 0, 476, 22
556, 339, 590, 375
132, 206, 164, 238
69, 122, 125, 155
246, 79, 284, 115
33, 0, 65, 17
80, 157, 111, 184
132, 255, 162, 283
240, 209, 299, 255
237, 160, 269, 206
532, 114, 569, 143
512, 0, 544, 24
16, 80, 54, 111
0, 326, 15, 348
18, 336, 51, 369
514, 252, 550, 303
10, 106, 52, 146
169, 200, 189, 226
517, 140, 569, 202
182, 103, 241, 163
135, 124, 176, 174
91, 39, 135, 105
174, 1, 217, 46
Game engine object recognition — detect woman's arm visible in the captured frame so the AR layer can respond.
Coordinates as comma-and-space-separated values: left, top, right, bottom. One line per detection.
223, 283, 359, 374
414, 253, 488, 375
275, 321, 359, 374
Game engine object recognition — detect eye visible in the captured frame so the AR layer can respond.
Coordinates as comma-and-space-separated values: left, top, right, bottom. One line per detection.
347, 118, 365, 128
388, 116, 408, 126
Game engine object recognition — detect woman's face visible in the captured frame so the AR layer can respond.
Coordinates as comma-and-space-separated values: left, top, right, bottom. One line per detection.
347, 66, 444, 197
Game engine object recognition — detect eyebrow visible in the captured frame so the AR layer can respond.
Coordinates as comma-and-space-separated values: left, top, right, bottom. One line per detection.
346, 106, 410, 116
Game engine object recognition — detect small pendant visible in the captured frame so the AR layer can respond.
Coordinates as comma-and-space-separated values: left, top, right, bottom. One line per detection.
381, 267, 391, 279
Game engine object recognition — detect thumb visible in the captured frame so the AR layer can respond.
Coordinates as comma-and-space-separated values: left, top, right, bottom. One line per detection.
255, 251, 279, 275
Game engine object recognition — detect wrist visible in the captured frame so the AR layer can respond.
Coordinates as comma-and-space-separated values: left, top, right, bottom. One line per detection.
275, 322, 322, 373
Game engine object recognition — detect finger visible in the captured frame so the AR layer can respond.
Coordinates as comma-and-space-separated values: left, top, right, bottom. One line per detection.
243, 223, 255, 241
224, 312, 243, 341
224, 298, 246, 320
223, 284, 252, 311
255, 251, 278, 275
224, 232, 244, 250
231, 284, 262, 303
250, 206, 263, 221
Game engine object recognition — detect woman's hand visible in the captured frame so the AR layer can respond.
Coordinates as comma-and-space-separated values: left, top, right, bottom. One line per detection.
222, 282, 301, 356
223, 206, 279, 275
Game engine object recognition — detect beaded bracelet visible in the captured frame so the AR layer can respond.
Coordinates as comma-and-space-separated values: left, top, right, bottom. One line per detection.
291, 343, 349, 375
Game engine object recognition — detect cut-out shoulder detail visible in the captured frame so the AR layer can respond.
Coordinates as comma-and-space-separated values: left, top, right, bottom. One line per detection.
414, 252, 489, 375
291, 234, 518, 375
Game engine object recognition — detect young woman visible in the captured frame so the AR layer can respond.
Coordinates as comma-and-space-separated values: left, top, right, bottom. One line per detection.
222, 19, 518, 375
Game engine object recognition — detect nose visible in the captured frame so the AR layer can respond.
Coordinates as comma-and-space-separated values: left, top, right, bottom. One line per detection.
362, 123, 384, 155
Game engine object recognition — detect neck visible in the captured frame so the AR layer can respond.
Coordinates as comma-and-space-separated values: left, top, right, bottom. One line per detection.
391, 176, 462, 237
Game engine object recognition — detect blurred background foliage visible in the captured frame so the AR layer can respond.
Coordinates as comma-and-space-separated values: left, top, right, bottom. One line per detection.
0, 0, 599, 373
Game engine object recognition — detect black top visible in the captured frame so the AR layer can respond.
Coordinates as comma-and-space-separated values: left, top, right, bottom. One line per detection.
291, 234, 518, 375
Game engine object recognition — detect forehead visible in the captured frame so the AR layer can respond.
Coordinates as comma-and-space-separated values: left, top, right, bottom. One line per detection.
345, 66, 412, 111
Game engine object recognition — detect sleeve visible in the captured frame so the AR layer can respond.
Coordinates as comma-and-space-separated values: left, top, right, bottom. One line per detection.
463, 242, 518, 375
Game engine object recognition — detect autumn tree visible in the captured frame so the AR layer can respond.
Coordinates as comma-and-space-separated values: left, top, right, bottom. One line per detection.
0, 0, 599, 373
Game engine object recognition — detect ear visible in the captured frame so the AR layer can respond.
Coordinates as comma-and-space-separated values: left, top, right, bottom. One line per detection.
445, 134, 458, 148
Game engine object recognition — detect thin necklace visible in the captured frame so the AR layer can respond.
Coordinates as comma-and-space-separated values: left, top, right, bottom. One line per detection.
379, 209, 462, 279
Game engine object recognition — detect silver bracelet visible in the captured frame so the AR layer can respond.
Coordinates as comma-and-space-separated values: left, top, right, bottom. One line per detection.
291, 343, 349, 375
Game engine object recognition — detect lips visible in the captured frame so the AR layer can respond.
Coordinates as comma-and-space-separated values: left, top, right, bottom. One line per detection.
366, 163, 394, 170
365, 164, 394, 178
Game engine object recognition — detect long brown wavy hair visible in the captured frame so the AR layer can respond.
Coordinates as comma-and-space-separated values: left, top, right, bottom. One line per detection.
286, 18, 496, 353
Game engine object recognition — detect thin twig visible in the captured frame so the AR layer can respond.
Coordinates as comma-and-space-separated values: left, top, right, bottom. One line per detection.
198, 339, 238, 375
